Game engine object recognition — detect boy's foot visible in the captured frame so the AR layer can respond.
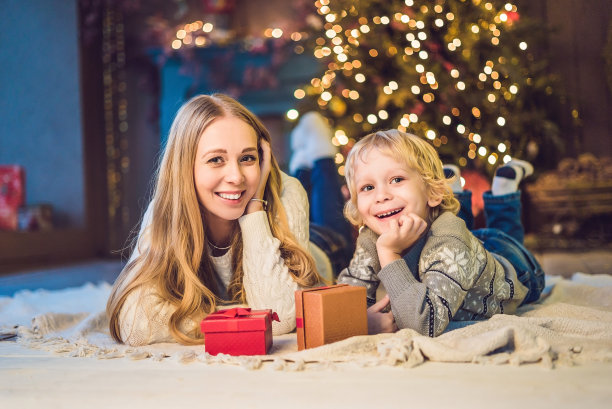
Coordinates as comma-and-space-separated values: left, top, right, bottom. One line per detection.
443, 164, 463, 193
289, 149, 312, 175
491, 159, 533, 195
289, 111, 337, 173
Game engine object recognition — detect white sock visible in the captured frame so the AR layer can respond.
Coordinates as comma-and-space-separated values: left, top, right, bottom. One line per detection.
289, 149, 311, 175
298, 112, 337, 161
443, 164, 463, 193
491, 159, 533, 196
289, 114, 316, 172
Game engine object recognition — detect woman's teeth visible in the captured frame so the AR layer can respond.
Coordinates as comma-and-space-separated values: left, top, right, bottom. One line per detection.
218, 193, 241, 200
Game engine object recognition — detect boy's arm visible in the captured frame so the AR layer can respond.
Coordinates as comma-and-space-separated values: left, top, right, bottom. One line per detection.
378, 235, 477, 337
336, 227, 381, 306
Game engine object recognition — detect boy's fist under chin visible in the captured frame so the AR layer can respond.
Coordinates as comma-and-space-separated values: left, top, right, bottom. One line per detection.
376, 213, 427, 253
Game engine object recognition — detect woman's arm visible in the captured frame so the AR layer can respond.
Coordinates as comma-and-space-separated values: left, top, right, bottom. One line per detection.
239, 174, 309, 335
115, 203, 195, 346
118, 286, 197, 346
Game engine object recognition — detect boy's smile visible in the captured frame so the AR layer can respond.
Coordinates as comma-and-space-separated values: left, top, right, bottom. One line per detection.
353, 148, 439, 235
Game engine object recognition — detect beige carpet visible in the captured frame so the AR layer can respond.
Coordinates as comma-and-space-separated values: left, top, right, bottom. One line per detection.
1, 274, 612, 408
2, 274, 611, 370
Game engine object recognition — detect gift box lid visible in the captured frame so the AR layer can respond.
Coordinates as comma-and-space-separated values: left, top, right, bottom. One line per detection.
201, 307, 279, 333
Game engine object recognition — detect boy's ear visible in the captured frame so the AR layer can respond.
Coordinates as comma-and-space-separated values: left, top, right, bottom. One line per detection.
427, 190, 444, 208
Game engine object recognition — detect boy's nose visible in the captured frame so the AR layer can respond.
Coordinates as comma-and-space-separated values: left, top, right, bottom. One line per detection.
375, 187, 391, 202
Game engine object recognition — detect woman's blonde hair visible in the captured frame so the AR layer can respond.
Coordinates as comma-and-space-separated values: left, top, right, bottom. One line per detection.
344, 129, 459, 226
107, 94, 319, 345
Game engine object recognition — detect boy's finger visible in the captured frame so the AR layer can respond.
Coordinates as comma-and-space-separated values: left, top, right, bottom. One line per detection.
399, 214, 413, 232
368, 294, 391, 312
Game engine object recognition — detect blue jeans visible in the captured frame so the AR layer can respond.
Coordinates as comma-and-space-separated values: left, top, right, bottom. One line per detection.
455, 190, 544, 304
294, 158, 354, 274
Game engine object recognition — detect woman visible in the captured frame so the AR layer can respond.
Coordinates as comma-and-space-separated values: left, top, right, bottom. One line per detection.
107, 94, 324, 346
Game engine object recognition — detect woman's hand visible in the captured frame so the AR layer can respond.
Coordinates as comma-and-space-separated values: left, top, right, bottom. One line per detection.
245, 139, 272, 214
367, 295, 398, 335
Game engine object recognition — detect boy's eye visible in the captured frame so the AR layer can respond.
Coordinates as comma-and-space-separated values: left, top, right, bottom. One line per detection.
360, 185, 374, 192
390, 177, 404, 184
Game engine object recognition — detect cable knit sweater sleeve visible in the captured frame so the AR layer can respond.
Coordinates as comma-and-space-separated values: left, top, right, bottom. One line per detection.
239, 172, 309, 335
117, 203, 199, 346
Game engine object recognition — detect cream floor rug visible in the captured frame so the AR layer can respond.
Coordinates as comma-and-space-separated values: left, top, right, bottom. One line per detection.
1, 274, 611, 370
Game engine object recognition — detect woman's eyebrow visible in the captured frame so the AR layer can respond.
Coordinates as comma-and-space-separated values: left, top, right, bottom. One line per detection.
203, 148, 227, 156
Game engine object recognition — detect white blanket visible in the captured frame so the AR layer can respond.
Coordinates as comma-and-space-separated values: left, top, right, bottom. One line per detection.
1, 274, 611, 370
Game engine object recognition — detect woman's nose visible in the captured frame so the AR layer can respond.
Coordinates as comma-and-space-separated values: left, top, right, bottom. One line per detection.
225, 161, 245, 184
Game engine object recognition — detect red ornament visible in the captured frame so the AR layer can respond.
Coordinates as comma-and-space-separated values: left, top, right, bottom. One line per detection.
202, 0, 235, 14
506, 11, 520, 23
461, 169, 491, 218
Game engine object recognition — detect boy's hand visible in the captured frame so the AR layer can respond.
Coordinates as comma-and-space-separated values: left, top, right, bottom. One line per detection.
367, 295, 398, 334
376, 213, 427, 268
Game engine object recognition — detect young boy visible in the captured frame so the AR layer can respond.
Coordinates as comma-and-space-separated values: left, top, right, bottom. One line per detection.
337, 129, 544, 337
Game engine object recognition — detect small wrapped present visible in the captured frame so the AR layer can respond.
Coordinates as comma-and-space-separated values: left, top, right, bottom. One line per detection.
0, 165, 25, 231
18, 204, 53, 231
295, 284, 367, 351
201, 307, 279, 356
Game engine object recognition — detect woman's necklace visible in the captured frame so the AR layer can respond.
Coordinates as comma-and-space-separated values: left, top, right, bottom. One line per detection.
205, 221, 236, 253
207, 239, 232, 251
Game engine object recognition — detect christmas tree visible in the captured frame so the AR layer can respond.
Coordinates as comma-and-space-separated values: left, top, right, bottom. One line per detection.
295, 0, 569, 174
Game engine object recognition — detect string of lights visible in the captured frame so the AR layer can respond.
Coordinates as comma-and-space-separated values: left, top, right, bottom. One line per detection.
165, 1, 568, 175
291, 0, 568, 175
102, 5, 130, 243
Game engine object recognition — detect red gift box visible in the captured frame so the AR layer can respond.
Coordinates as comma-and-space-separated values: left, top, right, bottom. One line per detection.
201, 307, 279, 356
0, 165, 25, 231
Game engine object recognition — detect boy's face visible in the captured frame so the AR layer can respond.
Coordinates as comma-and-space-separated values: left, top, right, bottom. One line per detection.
353, 148, 439, 235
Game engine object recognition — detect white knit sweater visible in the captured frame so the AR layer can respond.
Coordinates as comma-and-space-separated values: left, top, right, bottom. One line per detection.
117, 172, 328, 346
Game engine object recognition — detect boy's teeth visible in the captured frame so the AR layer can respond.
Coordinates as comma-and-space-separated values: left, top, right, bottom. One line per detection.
219, 193, 241, 200
377, 209, 401, 218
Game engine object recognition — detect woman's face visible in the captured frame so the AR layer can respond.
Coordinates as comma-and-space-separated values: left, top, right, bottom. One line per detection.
194, 116, 261, 228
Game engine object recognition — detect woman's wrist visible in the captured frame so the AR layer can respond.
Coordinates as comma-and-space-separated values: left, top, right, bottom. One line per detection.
245, 198, 267, 214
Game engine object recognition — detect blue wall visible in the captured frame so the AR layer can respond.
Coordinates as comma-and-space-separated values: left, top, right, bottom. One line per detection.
0, 0, 85, 228
157, 45, 320, 146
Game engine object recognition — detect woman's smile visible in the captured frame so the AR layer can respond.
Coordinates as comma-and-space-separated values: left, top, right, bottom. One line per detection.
194, 116, 261, 229
216, 190, 245, 202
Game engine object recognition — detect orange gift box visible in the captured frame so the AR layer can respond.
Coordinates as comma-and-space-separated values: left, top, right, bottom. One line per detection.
201, 307, 279, 356
295, 284, 367, 350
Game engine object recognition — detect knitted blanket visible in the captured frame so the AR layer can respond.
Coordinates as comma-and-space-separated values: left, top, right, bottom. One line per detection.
1, 274, 611, 370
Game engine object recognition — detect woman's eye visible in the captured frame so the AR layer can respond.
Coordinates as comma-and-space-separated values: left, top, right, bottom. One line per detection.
241, 154, 257, 163
207, 156, 224, 164
391, 177, 404, 184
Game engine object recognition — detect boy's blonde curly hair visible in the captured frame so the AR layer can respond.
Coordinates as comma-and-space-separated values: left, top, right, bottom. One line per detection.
344, 129, 460, 226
